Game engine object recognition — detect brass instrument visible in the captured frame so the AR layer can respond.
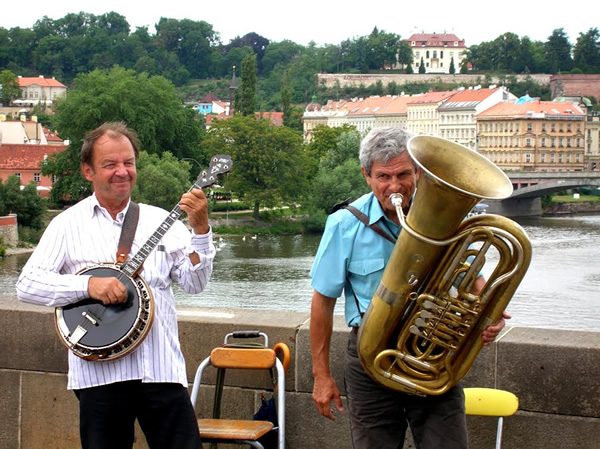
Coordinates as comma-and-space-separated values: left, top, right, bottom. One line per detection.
357, 135, 532, 396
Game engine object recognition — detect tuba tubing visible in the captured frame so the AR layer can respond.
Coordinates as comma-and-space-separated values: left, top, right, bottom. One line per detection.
357, 136, 532, 396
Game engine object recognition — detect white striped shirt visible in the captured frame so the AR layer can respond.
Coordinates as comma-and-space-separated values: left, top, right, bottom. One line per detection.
16, 194, 216, 390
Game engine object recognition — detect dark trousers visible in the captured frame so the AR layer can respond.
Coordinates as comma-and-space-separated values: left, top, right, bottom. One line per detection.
74, 381, 202, 449
345, 330, 468, 449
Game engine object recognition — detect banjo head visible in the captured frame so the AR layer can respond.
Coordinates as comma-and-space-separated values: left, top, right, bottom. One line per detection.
55, 264, 154, 361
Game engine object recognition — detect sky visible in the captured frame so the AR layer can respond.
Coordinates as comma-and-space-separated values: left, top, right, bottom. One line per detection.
1, 0, 598, 47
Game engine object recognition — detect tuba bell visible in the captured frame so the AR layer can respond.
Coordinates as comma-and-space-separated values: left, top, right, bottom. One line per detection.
357, 135, 532, 396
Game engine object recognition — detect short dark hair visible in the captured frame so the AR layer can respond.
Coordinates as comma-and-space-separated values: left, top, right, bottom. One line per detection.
80, 122, 140, 166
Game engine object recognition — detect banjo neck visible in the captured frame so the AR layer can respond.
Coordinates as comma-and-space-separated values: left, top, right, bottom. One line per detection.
120, 154, 232, 279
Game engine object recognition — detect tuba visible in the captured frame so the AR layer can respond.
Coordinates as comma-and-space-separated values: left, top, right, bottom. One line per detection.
357, 135, 532, 396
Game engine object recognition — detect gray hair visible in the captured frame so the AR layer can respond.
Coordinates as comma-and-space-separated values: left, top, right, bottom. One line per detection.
359, 128, 414, 175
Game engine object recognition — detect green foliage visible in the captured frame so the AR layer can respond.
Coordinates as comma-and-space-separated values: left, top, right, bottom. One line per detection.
0, 176, 47, 230
573, 28, 600, 74
132, 152, 192, 211
235, 53, 258, 116
202, 115, 309, 219
0, 69, 21, 104
42, 66, 204, 203
310, 159, 369, 215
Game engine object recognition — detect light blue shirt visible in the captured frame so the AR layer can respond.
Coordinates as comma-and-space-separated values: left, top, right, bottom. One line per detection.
310, 192, 399, 327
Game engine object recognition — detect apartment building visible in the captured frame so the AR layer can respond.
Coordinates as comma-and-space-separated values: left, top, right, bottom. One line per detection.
405, 90, 457, 136
585, 112, 600, 171
476, 100, 586, 171
439, 86, 517, 150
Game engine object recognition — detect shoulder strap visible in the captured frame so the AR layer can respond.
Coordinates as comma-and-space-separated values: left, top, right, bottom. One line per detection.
116, 202, 139, 263
344, 205, 397, 244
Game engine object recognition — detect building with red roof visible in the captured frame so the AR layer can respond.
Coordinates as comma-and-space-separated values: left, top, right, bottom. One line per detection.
406, 33, 467, 74
0, 118, 67, 197
14, 75, 67, 107
476, 99, 586, 171
439, 86, 517, 150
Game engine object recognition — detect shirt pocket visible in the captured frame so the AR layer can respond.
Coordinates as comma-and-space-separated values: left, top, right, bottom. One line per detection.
347, 257, 385, 301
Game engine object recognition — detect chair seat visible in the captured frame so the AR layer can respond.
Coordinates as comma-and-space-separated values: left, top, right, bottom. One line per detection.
198, 419, 274, 440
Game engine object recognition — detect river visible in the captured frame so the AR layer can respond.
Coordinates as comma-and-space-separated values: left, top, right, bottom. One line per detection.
1, 214, 599, 332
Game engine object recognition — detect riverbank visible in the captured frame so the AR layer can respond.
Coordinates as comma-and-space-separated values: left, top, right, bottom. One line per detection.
543, 200, 600, 216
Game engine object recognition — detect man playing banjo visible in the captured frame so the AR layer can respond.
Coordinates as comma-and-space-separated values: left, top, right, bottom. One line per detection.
17, 122, 215, 449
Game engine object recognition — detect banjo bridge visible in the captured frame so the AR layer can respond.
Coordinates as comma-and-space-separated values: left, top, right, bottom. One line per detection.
82, 311, 100, 326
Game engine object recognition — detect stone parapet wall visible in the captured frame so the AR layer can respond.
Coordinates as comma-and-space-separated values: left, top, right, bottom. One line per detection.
317, 73, 552, 89
0, 215, 18, 246
0, 296, 598, 449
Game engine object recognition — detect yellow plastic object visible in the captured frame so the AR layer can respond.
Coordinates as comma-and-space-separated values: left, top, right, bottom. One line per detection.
464, 388, 519, 417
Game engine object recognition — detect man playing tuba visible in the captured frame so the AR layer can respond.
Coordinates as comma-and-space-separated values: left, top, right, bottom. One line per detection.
309, 127, 508, 449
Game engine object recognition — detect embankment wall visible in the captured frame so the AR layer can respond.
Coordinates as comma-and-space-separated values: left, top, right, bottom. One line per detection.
0, 296, 598, 449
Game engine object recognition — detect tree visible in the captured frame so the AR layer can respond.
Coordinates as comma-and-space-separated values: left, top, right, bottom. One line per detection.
132, 152, 192, 211
449, 57, 456, 74
544, 28, 573, 73
225, 32, 270, 71
154, 18, 218, 79
320, 129, 361, 172
0, 176, 46, 230
419, 57, 426, 73
573, 28, 600, 73
202, 115, 309, 219
42, 66, 204, 203
0, 70, 21, 105
235, 53, 258, 116
281, 70, 303, 131
397, 41, 413, 73
305, 124, 358, 173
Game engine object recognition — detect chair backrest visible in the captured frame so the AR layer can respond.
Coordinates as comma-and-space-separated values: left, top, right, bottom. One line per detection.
190, 335, 289, 449
464, 388, 518, 449
209, 347, 276, 370
464, 388, 518, 417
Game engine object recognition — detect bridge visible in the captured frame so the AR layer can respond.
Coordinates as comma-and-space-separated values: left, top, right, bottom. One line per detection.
486, 171, 600, 217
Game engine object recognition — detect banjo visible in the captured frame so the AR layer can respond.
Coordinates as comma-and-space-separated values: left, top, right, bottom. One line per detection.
55, 155, 233, 361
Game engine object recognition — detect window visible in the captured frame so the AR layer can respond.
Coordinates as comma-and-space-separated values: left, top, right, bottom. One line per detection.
542, 138, 546, 147
34, 173, 41, 182
551, 123, 556, 132
527, 123, 532, 131
526, 138, 531, 147
15, 173, 21, 181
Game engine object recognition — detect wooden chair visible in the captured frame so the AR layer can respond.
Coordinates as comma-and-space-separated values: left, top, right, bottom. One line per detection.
190, 331, 289, 449
464, 387, 519, 449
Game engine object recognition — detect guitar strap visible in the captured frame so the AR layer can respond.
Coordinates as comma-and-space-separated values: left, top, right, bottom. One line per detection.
116, 202, 140, 264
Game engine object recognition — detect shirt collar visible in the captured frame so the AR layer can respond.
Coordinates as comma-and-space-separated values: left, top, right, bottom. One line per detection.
367, 193, 387, 226
89, 193, 130, 223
